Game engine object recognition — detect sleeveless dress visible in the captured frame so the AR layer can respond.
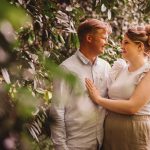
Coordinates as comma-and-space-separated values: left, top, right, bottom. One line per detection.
102, 58, 150, 150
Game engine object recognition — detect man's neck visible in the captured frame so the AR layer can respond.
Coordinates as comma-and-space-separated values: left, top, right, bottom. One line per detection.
79, 47, 97, 64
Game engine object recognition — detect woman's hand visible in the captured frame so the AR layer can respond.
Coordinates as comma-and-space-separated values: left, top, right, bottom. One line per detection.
85, 78, 101, 104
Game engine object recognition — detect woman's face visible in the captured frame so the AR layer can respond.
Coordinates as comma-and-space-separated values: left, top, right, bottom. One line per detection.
121, 35, 140, 61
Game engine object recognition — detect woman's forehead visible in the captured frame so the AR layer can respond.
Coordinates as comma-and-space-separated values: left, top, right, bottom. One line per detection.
123, 35, 131, 41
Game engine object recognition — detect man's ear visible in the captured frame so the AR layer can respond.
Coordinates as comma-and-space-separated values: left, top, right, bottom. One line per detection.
86, 34, 92, 43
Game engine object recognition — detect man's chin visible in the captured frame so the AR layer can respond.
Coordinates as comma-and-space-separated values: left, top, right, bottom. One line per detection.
98, 49, 104, 55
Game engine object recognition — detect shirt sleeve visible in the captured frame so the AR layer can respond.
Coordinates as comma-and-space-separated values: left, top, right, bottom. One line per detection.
135, 63, 150, 85
50, 66, 70, 150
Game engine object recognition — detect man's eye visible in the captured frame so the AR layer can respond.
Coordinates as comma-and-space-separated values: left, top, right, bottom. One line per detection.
101, 37, 106, 40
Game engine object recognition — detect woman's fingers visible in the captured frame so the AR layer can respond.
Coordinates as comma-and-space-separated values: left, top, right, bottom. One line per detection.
85, 82, 91, 92
86, 82, 93, 92
85, 78, 101, 104
85, 78, 94, 89
85, 78, 100, 104
85, 79, 91, 88
85, 79, 97, 100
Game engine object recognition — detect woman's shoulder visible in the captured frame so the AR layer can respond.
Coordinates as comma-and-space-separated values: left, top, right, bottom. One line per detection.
112, 58, 127, 70
135, 58, 150, 85
110, 58, 127, 81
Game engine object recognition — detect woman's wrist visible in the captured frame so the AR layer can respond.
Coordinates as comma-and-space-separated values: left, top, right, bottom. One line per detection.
95, 96, 102, 105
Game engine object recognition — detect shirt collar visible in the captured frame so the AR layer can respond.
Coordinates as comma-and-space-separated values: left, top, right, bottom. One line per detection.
76, 50, 98, 65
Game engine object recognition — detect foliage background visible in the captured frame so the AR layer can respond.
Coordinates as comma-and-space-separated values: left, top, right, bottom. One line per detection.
0, 0, 150, 149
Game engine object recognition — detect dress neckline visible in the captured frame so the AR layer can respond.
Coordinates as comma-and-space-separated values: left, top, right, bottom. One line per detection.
126, 62, 148, 74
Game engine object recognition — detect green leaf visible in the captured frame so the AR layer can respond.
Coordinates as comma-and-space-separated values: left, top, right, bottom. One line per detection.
0, 0, 31, 29
15, 87, 38, 119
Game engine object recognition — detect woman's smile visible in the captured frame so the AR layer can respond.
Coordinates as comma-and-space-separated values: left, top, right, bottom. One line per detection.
121, 49, 127, 54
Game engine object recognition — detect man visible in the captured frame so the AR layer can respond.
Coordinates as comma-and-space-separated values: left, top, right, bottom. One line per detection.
50, 18, 112, 150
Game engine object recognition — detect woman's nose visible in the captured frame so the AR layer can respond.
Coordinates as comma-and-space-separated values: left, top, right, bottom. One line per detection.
120, 42, 124, 49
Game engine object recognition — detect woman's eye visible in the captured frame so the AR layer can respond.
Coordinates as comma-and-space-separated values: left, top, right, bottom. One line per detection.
123, 41, 128, 44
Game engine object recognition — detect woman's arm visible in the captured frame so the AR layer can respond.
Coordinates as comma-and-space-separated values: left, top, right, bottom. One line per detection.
85, 71, 150, 114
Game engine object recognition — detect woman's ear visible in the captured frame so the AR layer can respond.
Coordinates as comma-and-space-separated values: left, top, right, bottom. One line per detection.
138, 42, 144, 52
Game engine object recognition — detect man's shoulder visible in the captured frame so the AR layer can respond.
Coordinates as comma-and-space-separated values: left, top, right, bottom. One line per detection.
96, 58, 111, 76
97, 57, 110, 66
60, 53, 77, 69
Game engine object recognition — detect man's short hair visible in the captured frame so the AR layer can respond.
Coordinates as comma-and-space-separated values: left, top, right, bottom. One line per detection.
77, 18, 112, 43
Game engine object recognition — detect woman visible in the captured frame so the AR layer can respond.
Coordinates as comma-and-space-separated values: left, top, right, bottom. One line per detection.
85, 25, 150, 150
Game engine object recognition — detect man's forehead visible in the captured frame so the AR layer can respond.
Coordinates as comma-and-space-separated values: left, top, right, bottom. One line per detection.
96, 29, 107, 34
96, 29, 108, 38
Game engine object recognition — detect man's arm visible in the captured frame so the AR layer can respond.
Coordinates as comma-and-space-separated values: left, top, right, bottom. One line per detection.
50, 76, 70, 150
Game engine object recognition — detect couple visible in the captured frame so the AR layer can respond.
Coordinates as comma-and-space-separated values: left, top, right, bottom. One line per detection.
50, 18, 150, 150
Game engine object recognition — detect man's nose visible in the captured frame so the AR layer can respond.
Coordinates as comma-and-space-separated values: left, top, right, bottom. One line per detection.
104, 43, 107, 47
104, 40, 109, 46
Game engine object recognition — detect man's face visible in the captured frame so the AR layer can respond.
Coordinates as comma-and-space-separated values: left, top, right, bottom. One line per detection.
89, 29, 108, 55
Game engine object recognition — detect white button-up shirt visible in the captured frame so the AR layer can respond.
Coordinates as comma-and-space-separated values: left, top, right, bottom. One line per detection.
50, 50, 110, 150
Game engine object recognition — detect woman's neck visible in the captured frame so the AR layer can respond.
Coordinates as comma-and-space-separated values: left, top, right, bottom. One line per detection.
128, 56, 145, 72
